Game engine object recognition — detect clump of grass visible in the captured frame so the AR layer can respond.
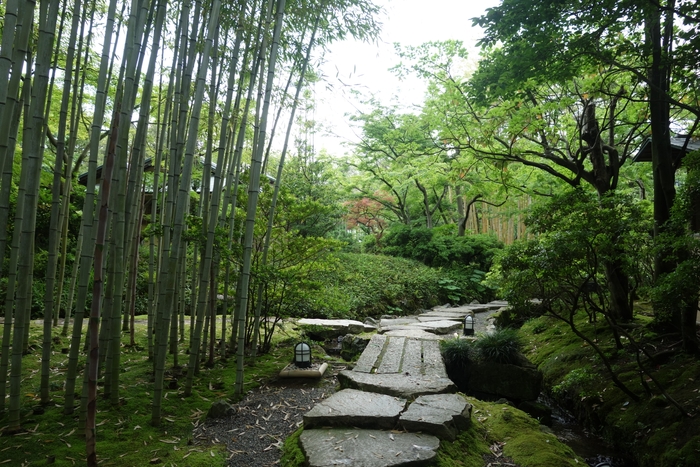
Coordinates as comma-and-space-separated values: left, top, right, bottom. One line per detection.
472, 328, 522, 364
441, 338, 476, 373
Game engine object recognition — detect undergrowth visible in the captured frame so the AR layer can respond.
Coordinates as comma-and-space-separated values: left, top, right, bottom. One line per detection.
520, 307, 700, 467
0, 317, 296, 466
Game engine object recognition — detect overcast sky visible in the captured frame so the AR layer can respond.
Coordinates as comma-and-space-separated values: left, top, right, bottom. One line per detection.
311, 0, 501, 155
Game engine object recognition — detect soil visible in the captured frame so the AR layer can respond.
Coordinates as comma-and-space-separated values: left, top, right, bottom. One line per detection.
193, 362, 343, 467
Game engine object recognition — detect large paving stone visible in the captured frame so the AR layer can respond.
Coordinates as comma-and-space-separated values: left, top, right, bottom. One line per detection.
400, 394, 472, 441
413, 319, 463, 335
415, 315, 462, 322
300, 428, 440, 467
383, 329, 442, 340
338, 370, 456, 399
379, 317, 419, 327
303, 389, 407, 430
419, 310, 471, 318
297, 318, 375, 339
377, 324, 424, 335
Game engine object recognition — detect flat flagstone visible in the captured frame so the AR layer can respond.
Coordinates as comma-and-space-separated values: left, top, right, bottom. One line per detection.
377, 324, 423, 334
338, 371, 456, 399
399, 394, 472, 441
376, 337, 405, 374
383, 329, 442, 340
413, 319, 463, 335
414, 315, 459, 322
419, 310, 471, 318
297, 318, 375, 336
353, 335, 387, 373
339, 336, 455, 398
303, 389, 407, 430
379, 317, 419, 327
300, 428, 440, 467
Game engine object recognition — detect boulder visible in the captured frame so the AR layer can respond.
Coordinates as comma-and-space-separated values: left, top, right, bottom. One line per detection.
467, 361, 543, 401
518, 400, 553, 426
340, 334, 371, 361
207, 399, 234, 419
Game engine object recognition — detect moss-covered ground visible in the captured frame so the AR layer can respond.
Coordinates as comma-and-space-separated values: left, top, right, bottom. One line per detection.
518, 303, 700, 467
0, 316, 298, 466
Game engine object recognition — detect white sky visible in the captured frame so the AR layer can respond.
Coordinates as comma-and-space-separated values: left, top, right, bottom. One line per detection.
311, 0, 501, 156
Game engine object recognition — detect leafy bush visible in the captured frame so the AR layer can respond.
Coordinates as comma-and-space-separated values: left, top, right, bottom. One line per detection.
648, 151, 700, 340
487, 189, 653, 324
303, 253, 450, 319
381, 224, 503, 271
471, 328, 522, 364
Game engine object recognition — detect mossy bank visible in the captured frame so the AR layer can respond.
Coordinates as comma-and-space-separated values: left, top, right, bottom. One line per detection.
518, 310, 700, 467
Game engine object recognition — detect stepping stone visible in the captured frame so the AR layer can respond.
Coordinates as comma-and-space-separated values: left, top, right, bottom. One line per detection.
338, 371, 456, 399
377, 324, 423, 334
297, 318, 375, 339
300, 428, 440, 467
340, 335, 456, 399
383, 329, 442, 340
415, 315, 461, 322
303, 389, 407, 430
399, 394, 472, 441
379, 317, 419, 327
419, 311, 471, 319
413, 319, 463, 335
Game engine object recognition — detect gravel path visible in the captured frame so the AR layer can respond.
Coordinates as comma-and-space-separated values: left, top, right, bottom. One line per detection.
193, 364, 343, 466
191, 308, 511, 467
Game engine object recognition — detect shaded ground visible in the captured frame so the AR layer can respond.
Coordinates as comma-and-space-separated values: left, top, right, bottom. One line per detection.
193, 363, 343, 466
192, 308, 513, 466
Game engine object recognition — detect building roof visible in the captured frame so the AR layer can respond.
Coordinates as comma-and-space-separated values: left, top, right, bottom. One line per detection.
77, 157, 157, 186
632, 135, 700, 164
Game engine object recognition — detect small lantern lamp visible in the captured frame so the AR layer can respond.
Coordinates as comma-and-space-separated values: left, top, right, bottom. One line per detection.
463, 314, 475, 336
294, 342, 311, 368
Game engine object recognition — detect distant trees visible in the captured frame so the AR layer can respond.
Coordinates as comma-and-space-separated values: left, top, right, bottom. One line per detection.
471, 0, 700, 351
345, 1, 698, 351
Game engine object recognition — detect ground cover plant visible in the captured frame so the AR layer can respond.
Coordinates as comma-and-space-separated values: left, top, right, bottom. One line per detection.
519, 310, 700, 467
301, 252, 463, 319
0, 317, 298, 466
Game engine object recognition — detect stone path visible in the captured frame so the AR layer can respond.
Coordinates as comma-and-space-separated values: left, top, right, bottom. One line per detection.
298, 301, 507, 467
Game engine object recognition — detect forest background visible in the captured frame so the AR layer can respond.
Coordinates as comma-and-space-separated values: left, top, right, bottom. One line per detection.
1, 0, 699, 465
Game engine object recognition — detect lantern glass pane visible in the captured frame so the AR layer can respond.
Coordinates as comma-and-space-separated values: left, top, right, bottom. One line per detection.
294, 342, 311, 368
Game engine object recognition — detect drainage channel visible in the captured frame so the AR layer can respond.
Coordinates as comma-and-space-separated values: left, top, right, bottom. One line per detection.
541, 395, 636, 467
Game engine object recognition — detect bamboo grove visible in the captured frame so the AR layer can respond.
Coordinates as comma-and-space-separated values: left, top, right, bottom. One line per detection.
0, 0, 381, 460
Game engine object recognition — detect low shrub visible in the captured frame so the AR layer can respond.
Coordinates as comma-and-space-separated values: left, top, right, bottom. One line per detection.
471, 328, 523, 364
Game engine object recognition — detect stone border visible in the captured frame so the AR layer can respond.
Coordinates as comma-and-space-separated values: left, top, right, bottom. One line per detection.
279, 362, 329, 379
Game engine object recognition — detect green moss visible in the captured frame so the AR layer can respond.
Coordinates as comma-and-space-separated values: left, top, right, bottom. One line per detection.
520, 312, 700, 467
0, 318, 298, 467
280, 426, 305, 467
476, 400, 580, 467
437, 398, 583, 467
